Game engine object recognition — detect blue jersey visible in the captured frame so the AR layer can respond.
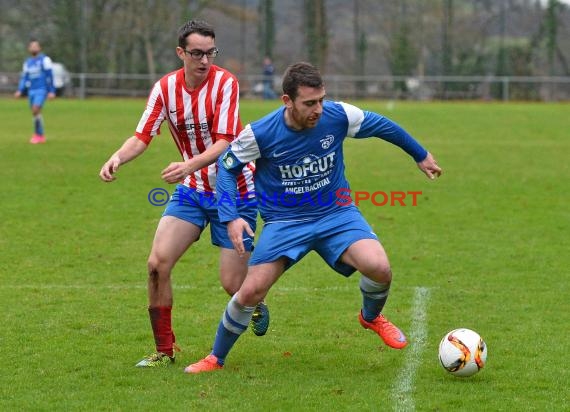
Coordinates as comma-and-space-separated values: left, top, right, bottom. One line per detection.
217, 100, 428, 223
18, 53, 56, 94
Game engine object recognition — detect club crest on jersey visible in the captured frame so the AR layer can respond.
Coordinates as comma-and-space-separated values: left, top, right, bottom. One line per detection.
222, 152, 236, 169
320, 135, 334, 149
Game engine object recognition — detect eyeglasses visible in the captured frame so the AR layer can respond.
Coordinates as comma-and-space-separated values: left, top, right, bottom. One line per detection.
182, 48, 219, 60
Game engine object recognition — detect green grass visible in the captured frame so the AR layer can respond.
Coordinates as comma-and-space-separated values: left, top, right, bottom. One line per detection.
0, 97, 568, 411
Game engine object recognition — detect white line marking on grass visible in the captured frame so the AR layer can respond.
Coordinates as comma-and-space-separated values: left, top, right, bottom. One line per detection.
392, 286, 431, 412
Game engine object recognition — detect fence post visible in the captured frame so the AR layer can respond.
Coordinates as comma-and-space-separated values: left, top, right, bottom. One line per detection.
78, 73, 86, 100
502, 77, 509, 102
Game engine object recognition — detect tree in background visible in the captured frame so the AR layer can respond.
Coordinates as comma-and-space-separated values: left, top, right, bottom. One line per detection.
389, 1, 417, 94
546, 0, 559, 75
258, 0, 275, 60
1, 0, 569, 98
353, 0, 368, 98
441, 0, 454, 96
543, 0, 569, 76
304, 0, 328, 71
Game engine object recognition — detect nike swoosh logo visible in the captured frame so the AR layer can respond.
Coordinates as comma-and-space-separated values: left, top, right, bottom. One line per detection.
273, 150, 290, 157
169, 110, 177, 113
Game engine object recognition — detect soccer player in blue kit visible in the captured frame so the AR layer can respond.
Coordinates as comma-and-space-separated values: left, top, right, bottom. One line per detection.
14, 39, 56, 144
186, 62, 442, 373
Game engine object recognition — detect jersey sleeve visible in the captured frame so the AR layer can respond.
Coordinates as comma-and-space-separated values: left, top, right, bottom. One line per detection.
227, 124, 261, 164
216, 125, 260, 222
339, 101, 366, 137
42, 56, 56, 94
340, 102, 428, 162
135, 81, 166, 144
212, 74, 240, 137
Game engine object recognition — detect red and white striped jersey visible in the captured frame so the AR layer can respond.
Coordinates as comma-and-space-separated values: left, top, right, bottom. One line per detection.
135, 66, 255, 195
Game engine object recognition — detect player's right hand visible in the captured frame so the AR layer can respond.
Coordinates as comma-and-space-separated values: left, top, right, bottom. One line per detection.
227, 218, 255, 257
417, 152, 442, 180
14, 91, 21, 98
99, 156, 121, 182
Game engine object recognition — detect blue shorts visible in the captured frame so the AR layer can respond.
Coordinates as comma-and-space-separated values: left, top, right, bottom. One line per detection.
162, 184, 257, 251
28, 89, 48, 107
249, 206, 378, 276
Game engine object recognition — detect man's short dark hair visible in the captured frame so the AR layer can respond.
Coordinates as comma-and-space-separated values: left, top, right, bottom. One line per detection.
282, 62, 324, 101
178, 20, 215, 48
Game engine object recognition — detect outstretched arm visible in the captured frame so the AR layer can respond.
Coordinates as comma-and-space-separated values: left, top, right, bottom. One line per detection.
99, 136, 148, 182
370, 117, 443, 179
355, 111, 428, 162
344, 103, 442, 179
102, 80, 166, 182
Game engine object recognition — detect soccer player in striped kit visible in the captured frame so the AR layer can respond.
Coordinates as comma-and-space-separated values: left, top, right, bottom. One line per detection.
14, 39, 56, 144
99, 20, 269, 368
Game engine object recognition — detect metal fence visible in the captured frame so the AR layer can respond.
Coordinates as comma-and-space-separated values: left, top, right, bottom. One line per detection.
2, 71, 570, 101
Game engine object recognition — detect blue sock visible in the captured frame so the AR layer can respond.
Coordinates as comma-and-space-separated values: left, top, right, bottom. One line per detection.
211, 321, 240, 365
211, 294, 255, 365
360, 276, 390, 322
34, 115, 44, 135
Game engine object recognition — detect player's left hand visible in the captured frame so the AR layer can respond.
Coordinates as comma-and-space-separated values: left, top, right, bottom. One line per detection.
47, 92, 56, 100
161, 161, 193, 184
417, 152, 442, 180
227, 218, 255, 257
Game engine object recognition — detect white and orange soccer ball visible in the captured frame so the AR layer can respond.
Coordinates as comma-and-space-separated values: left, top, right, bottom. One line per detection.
438, 328, 487, 377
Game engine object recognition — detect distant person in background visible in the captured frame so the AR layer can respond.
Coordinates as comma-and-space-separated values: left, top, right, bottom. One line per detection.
262, 56, 277, 99
14, 39, 56, 144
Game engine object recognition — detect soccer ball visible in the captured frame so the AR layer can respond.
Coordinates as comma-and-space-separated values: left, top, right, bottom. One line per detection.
438, 328, 487, 377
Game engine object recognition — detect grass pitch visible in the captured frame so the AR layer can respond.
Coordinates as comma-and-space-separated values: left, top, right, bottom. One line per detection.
0, 97, 568, 411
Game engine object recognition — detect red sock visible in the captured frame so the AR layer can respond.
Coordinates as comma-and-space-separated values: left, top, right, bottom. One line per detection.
148, 306, 174, 357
